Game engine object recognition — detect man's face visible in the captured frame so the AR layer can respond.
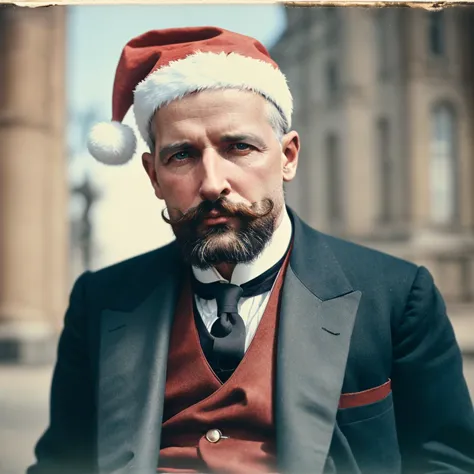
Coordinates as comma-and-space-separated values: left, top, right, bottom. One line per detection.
142, 89, 299, 268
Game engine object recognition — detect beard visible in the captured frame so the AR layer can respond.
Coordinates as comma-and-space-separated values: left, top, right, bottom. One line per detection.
162, 197, 279, 269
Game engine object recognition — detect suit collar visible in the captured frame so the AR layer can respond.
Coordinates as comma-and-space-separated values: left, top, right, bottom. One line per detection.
287, 206, 354, 301
276, 208, 361, 474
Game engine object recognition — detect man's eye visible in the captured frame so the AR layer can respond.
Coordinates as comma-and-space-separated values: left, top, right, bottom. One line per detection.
171, 151, 190, 161
231, 143, 252, 151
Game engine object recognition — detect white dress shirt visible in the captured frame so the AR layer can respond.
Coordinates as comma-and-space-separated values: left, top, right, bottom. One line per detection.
192, 209, 293, 351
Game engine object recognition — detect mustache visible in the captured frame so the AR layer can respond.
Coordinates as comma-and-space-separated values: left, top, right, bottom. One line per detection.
161, 197, 274, 226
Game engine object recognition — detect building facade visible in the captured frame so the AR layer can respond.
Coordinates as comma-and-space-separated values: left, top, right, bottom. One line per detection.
271, 6, 474, 307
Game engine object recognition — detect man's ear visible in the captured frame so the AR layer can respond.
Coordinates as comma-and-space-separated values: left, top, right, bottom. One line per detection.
281, 131, 300, 182
142, 152, 164, 200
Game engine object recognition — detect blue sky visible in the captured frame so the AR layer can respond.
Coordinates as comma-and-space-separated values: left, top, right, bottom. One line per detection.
66, 5, 287, 271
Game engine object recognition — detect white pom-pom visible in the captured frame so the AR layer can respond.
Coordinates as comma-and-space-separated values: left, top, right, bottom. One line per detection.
87, 121, 137, 165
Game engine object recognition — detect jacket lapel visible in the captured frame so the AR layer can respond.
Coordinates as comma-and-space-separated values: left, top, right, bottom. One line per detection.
276, 210, 362, 474
97, 244, 183, 474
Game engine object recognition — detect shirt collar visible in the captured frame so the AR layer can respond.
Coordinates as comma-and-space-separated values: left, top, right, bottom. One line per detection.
192, 208, 293, 286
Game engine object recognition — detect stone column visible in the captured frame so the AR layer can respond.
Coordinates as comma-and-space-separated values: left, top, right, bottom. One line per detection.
0, 5, 68, 364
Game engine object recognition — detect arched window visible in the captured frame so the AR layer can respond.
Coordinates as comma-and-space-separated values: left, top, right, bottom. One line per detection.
375, 10, 390, 79
326, 133, 343, 222
376, 118, 393, 222
429, 103, 457, 225
325, 8, 340, 46
325, 60, 340, 104
428, 11, 445, 56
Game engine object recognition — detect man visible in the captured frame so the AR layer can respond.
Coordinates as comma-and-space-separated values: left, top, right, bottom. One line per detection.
28, 26, 474, 474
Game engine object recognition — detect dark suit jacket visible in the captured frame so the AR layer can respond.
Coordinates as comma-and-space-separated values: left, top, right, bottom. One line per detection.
27, 209, 474, 474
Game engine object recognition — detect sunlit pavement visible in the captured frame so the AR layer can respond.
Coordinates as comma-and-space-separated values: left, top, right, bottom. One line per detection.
0, 322, 473, 474
0, 365, 52, 474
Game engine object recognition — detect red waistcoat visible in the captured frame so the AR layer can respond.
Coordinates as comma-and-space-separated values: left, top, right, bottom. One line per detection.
157, 253, 290, 474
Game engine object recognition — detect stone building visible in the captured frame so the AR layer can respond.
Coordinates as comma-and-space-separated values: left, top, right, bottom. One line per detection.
271, 6, 474, 308
0, 5, 69, 363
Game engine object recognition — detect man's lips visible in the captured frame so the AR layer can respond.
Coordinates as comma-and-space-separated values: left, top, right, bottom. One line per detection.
202, 215, 231, 225
202, 210, 233, 225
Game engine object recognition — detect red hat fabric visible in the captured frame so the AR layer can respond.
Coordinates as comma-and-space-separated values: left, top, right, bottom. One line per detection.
87, 26, 293, 165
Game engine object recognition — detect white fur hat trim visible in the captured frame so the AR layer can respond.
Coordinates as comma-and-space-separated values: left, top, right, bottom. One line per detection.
133, 51, 293, 149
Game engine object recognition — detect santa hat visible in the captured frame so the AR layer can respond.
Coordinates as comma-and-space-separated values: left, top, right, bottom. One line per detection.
87, 26, 293, 165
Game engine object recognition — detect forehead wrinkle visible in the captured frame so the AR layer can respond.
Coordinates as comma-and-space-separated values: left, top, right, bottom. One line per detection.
156, 92, 268, 129
152, 91, 276, 152
158, 118, 266, 144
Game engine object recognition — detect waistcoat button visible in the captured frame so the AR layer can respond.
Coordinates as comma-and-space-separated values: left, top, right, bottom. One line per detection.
205, 429, 222, 443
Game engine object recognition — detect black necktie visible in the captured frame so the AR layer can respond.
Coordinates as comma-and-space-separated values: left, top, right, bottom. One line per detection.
191, 253, 286, 382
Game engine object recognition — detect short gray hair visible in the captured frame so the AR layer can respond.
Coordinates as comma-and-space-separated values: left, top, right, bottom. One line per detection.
265, 99, 288, 143
146, 91, 289, 155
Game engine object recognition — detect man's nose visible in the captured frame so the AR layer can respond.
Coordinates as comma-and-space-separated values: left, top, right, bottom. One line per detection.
198, 151, 231, 202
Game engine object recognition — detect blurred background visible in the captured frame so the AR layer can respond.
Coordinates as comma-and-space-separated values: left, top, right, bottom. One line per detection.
1, 3, 474, 473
